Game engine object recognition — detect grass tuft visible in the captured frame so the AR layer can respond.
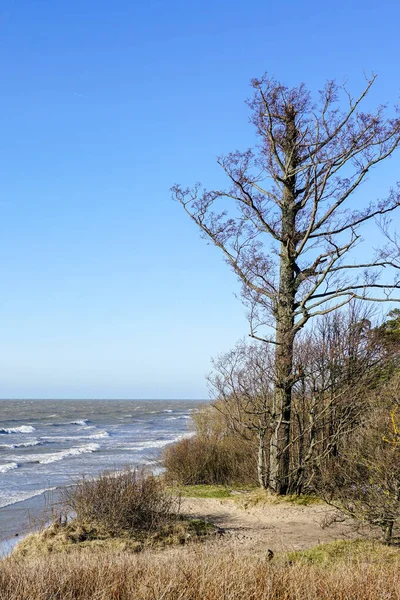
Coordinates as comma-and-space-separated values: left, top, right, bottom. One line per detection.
171, 484, 239, 498
282, 539, 400, 566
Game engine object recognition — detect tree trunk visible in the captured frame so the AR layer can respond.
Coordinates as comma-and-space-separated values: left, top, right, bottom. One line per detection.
269, 106, 297, 495
269, 272, 295, 493
383, 520, 394, 544
257, 430, 267, 488
269, 320, 294, 494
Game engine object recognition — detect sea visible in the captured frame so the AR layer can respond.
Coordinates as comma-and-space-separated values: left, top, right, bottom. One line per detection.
0, 398, 203, 553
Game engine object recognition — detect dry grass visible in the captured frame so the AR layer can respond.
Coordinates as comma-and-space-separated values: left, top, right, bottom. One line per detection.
4, 469, 399, 599
13, 469, 219, 558
1, 541, 400, 599
14, 518, 217, 557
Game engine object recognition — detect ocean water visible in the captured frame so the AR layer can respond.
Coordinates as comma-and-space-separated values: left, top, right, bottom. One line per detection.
0, 398, 203, 550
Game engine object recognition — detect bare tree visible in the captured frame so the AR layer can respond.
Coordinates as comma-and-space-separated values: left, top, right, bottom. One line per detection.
207, 340, 274, 488
172, 74, 400, 494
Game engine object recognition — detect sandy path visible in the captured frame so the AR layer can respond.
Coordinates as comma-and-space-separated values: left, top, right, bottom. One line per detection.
181, 496, 354, 555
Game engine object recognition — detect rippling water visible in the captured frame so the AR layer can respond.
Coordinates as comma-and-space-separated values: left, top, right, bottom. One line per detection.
0, 398, 203, 548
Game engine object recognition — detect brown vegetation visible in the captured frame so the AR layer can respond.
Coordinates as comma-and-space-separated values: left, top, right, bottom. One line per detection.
163, 407, 256, 485
1, 542, 400, 600
61, 467, 180, 535
320, 375, 400, 543
12, 468, 218, 558
165, 307, 400, 500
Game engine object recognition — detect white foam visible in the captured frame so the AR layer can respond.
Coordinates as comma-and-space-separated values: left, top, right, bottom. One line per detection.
133, 440, 174, 449
0, 426, 36, 434
89, 431, 110, 439
0, 462, 19, 474
166, 415, 190, 421
0, 440, 41, 449
70, 419, 89, 426
41, 430, 109, 442
38, 443, 100, 464
7, 443, 100, 466
124, 432, 195, 451
0, 487, 57, 509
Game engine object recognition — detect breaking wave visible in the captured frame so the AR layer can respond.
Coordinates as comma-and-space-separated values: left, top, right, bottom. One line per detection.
38, 443, 100, 464
7, 443, 100, 466
166, 415, 190, 421
0, 426, 36, 434
0, 440, 42, 449
123, 432, 195, 451
40, 430, 110, 443
0, 462, 19, 474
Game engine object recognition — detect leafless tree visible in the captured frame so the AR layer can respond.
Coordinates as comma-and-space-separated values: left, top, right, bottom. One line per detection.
207, 340, 274, 488
172, 74, 400, 494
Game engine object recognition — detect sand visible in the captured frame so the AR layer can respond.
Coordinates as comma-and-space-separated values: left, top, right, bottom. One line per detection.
180, 495, 355, 555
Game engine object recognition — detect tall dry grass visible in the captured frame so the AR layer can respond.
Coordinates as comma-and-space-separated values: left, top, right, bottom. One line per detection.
1, 544, 399, 600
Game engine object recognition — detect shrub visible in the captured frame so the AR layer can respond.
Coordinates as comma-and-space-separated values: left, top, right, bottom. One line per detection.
163, 434, 256, 485
62, 467, 180, 535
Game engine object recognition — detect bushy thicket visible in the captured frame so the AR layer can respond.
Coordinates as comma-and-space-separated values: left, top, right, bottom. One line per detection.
320, 375, 400, 543
163, 405, 257, 485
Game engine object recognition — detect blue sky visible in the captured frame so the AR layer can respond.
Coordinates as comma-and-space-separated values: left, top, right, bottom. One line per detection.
0, 0, 399, 399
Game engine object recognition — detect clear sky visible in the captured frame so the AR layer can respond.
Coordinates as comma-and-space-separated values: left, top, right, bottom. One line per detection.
0, 0, 399, 399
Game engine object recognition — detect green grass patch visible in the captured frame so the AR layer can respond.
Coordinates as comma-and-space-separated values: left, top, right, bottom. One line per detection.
171, 484, 238, 498
278, 493, 321, 506
232, 488, 322, 509
170, 484, 320, 505
281, 539, 400, 566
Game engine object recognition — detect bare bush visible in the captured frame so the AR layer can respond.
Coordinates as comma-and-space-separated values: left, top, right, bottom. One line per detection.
204, 305, 397, 494
208, 340, 273, 488
62, 467, 180, 535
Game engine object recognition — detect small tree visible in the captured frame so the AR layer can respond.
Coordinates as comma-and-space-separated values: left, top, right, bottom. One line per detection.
173, 74, 400, 494
208, 340, 274, 488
